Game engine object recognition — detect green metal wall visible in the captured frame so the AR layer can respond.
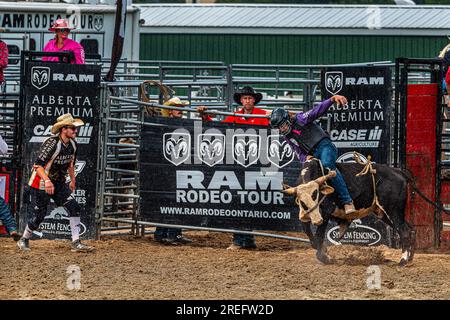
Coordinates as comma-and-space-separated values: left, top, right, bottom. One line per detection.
140, 34, 448, 64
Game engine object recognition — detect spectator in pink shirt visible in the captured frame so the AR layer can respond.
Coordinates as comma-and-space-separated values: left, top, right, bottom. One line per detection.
42, 19, 85, 65
0, 39, 8, 88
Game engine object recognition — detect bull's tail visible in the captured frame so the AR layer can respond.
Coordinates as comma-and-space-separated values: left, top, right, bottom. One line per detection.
398, 169, 450, 216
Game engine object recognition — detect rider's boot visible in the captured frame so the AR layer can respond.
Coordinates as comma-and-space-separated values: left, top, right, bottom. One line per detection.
344, 202, 356, 215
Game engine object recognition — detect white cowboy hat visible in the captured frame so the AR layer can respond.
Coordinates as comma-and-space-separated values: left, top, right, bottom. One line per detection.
51, 113, 84, 134
49, 19, 75, 32
164, 97, 189, 106
161, 97, 189, 117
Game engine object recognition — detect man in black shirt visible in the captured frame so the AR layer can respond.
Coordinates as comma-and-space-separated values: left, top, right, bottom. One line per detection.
17, 113, 94, 252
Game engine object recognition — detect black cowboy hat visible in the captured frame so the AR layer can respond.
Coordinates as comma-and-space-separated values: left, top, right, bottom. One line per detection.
233, 86, 263, 105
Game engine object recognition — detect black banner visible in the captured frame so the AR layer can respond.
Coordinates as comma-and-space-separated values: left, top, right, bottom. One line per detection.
321, 66, 393, 247
140, 118, 304, 232
20, 61, 101, 240
321, 66, 392, 164
139, 117, 393, 247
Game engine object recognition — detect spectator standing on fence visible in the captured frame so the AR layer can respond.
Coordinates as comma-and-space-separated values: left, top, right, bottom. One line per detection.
155, 97, 193, 245
0, 37, 8, 93
42, 19, 85, 65
17, 114, 94, 252
197, 86, 269, 250
0, 133, 20, 241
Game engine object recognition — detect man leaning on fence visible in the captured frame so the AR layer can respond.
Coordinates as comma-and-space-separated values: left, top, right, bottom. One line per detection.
154, 97, 193, 245
197, 86, 269, 250
17, 114, 94, 252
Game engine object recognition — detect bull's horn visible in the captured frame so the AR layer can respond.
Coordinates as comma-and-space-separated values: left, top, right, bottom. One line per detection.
314, 171, 336, 185
282, 183, 292, 190
282, 186, 297, 195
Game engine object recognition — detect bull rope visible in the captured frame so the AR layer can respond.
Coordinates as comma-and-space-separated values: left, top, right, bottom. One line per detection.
353, 152, 395, 225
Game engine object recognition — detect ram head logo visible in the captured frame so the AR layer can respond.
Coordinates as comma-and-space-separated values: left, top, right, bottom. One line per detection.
325, 71, 343, 95
31, 67, 50, 90
267, 135, 295, 168
232, 134, 260, 168
93, 15, 104, 31
163, 133, 190, 166
197, 134, 225, 167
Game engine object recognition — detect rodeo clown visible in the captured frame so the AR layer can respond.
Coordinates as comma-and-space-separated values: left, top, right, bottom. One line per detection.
270, 95, 356, 215
17, 113, 94, 252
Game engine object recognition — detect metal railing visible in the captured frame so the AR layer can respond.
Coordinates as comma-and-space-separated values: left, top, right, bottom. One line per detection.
96, 85, 312, 242
9, 56, 449, 242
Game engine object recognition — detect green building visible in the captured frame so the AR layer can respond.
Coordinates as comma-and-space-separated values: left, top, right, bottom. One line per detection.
137, 4, 450, 65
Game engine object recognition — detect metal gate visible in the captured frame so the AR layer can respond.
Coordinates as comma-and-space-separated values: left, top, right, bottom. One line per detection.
394, 57, 449, 249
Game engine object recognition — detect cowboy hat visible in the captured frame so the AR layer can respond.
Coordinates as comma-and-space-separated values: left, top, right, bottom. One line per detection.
161, 97, 189, 117
233, 86, 262, 105
164, 97, 189, 107
51, 113, 84, 134
49, 19, 75, 32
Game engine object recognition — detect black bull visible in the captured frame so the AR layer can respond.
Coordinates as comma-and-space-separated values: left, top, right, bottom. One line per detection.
286, 159, 416, 266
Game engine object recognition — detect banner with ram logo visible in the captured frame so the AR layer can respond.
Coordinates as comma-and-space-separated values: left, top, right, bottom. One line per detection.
139, 118, 304, 231
19, 61, 101, 240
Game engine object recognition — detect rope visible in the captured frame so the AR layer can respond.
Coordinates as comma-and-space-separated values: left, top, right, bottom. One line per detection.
296, 190, 329, 216
409, 182, 450, 216
139, 80, 173, 117
299, 160, 333, 217
353, 152, 394, 225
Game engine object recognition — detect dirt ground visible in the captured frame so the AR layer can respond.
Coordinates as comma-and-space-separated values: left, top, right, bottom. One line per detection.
1, 231, 449, 300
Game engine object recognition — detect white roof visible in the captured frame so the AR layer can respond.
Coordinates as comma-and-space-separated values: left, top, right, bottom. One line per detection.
138, 4, 450, 36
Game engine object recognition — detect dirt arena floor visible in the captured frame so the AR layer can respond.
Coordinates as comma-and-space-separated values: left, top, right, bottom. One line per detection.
1, 231, 449, 300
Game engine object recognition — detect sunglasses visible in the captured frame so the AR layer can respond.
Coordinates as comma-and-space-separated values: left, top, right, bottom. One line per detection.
64, 125, 77, 130
56, 29, 70, 33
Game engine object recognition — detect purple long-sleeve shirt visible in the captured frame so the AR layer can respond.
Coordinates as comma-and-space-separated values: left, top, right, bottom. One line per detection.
284, 98, 333, 163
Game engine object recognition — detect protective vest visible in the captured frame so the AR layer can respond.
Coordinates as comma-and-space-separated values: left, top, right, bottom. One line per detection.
286, 121, 329, 154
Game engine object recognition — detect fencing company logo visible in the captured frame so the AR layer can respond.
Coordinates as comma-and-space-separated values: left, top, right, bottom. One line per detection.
197, 133, 225, 167
325, 71, 343, 95
33, 207, 87, 239
267, 135, 294, 168
163, 133, 190, 166
327, 219, 382, 246
31, 67, 50, 90
232, 134, 260, 168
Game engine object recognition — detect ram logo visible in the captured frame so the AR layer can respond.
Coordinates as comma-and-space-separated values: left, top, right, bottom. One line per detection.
197, 133, 225, 167
325, 71, 343, 95
267, 135, 295, 168
163, 133, 190, 166
31, 67, 50, 90
93, 15, 104, 31
232, 134, 260, 168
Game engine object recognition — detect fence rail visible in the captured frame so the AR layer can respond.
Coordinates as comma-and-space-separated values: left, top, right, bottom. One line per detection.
8, 55, 449, 244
